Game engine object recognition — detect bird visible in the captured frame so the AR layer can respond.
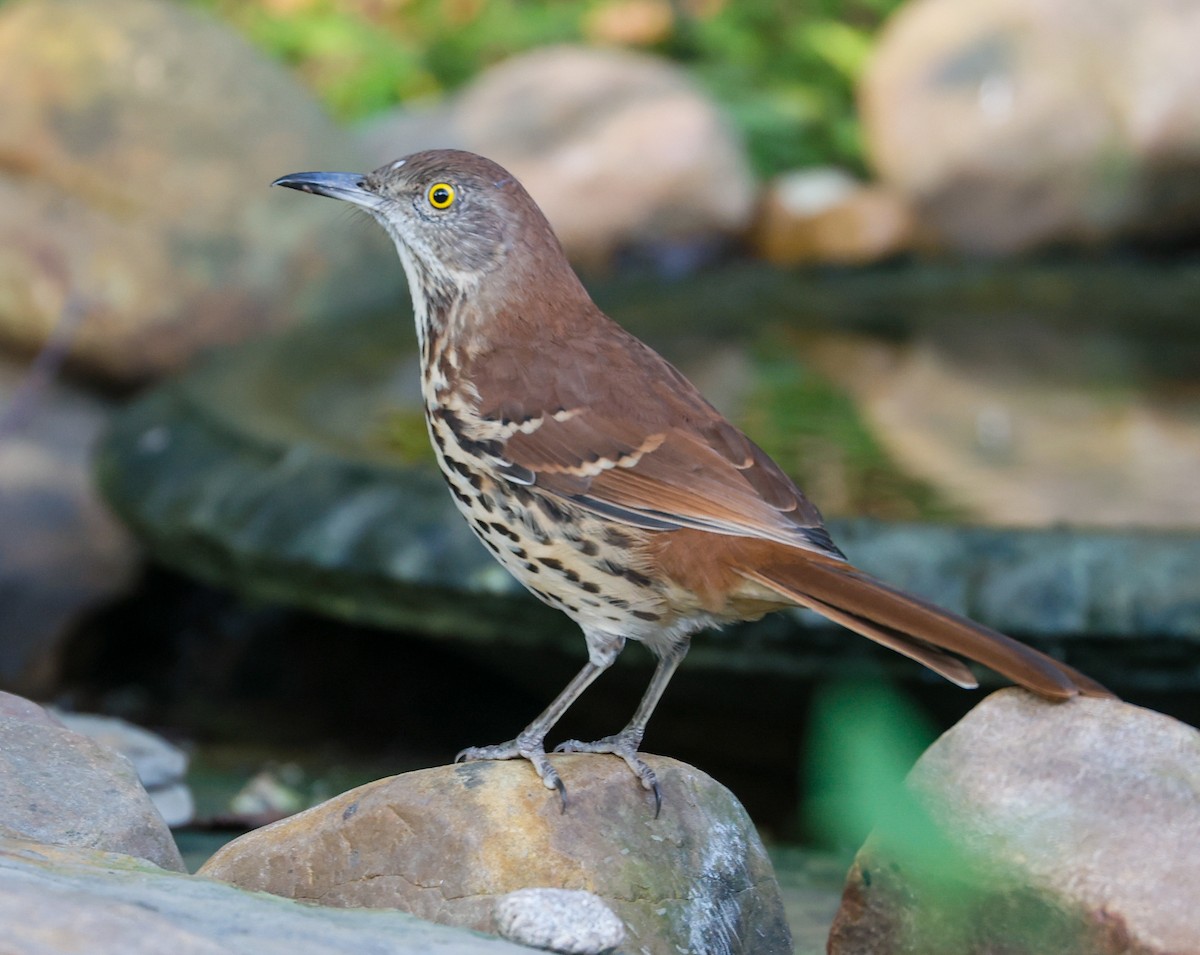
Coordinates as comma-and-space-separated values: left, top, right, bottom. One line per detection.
272, 149, 1111, 812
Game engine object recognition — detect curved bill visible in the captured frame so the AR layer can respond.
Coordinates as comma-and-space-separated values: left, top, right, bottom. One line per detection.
271, 171, 382, 210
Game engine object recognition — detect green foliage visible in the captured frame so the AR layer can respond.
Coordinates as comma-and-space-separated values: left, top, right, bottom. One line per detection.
378, 408, 435, 466
184, 0, 906, 175
668, 3, 890, 173
804, 679, 938, 850
805, 680, 1081, 952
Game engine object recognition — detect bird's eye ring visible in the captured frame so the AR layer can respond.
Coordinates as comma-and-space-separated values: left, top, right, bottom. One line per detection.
428, 183, 456, 210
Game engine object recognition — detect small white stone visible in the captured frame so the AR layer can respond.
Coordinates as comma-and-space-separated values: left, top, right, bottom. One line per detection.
495, 888, 625, 955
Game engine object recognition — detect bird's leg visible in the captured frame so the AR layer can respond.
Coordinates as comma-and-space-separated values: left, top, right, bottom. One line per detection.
554, 640, 688, 816
456, 639, 620, 808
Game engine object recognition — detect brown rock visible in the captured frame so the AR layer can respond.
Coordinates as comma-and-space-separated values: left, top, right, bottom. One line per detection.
200, 755, 791, 955
751, 169, 915, 266
828, 689, 1200, 954
0, 0, 399, 382
0, 693, 183, 871
358, 46, 755, 269
861, 0, 1200, 254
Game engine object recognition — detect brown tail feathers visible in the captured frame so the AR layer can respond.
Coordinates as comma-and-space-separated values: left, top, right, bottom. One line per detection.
740, 558, 1112, 700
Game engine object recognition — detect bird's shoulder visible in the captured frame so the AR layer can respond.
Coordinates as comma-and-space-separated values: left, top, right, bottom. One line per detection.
459, 304, 841, 556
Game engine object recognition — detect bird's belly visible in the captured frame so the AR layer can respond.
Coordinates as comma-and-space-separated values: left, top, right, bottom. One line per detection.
431, 455, 701, 644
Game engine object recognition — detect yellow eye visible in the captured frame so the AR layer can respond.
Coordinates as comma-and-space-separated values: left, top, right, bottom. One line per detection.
428, 182, 456, 209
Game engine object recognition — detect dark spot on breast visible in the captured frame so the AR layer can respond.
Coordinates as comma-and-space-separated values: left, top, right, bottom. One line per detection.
603, 527, 634, 547
536, 495, 570, 523
623, 567, 653, 588
540, 558, 564, 572
580, 581, 601, 594
563, 568, 581, 583
481, 538, 500, 554
446, 455, 474, 479
478, 495, 495, 514
526, 519, 551, 545
577, 540, 599, 556
448, 485, 473, 507
632, 610, 661, 621
523, 562, 540, 574
601, 560, 653, 588
512, 547, 527, 559
489, 521, 520, 541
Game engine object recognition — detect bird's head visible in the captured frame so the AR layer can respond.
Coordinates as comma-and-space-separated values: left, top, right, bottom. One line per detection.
273, 150, 572, 314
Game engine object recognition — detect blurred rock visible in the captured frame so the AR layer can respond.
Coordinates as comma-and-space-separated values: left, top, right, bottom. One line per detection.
200, 755, 792, 955
828, 689, 1200, 955
228, 764, 311, 827
0, 356, 139, 695
0, 0, 399, 383
862, 0, 1200, 254
0, 692, 183, 871
51, 711, 193, 827
357, 45, 754, 269
801, 327, 1200, 528
494, 888, 625, 954
0, 839, 531, 955
751, 169, 915, 265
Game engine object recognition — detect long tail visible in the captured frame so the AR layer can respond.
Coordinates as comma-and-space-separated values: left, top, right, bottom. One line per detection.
739, 558, 1112, 700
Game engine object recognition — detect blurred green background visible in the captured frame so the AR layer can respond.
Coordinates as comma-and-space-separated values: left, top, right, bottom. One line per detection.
186, 0, 897, 174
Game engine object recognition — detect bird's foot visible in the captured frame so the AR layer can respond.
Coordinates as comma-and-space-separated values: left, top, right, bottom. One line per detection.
554, 731, 662, 816
456, 733, 567, 811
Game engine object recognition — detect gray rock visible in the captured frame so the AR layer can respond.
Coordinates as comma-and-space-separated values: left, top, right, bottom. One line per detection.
0, 692, 183, 871
0, 838, 533, 955
144, 783, 195, 830
358, 45, 754, 268
494, 889, 625, 954
828, 688, 1200, 954
862, 0, 1200, 254
51, 711, 194, 827
199, 756, 792, 955
0, 0, 399, 382
51, 712, 186, 789
0, 357, 140, 694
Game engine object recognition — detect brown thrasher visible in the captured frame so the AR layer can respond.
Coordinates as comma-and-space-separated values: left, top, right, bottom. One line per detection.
274, 150, 1110, 811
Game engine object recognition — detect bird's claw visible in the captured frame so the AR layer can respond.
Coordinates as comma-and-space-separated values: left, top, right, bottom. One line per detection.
456, 736, 567, 811
554, 733, 662, 817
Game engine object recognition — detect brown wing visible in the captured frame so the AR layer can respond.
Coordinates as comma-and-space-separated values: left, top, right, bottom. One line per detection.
465, 311, 845, 559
